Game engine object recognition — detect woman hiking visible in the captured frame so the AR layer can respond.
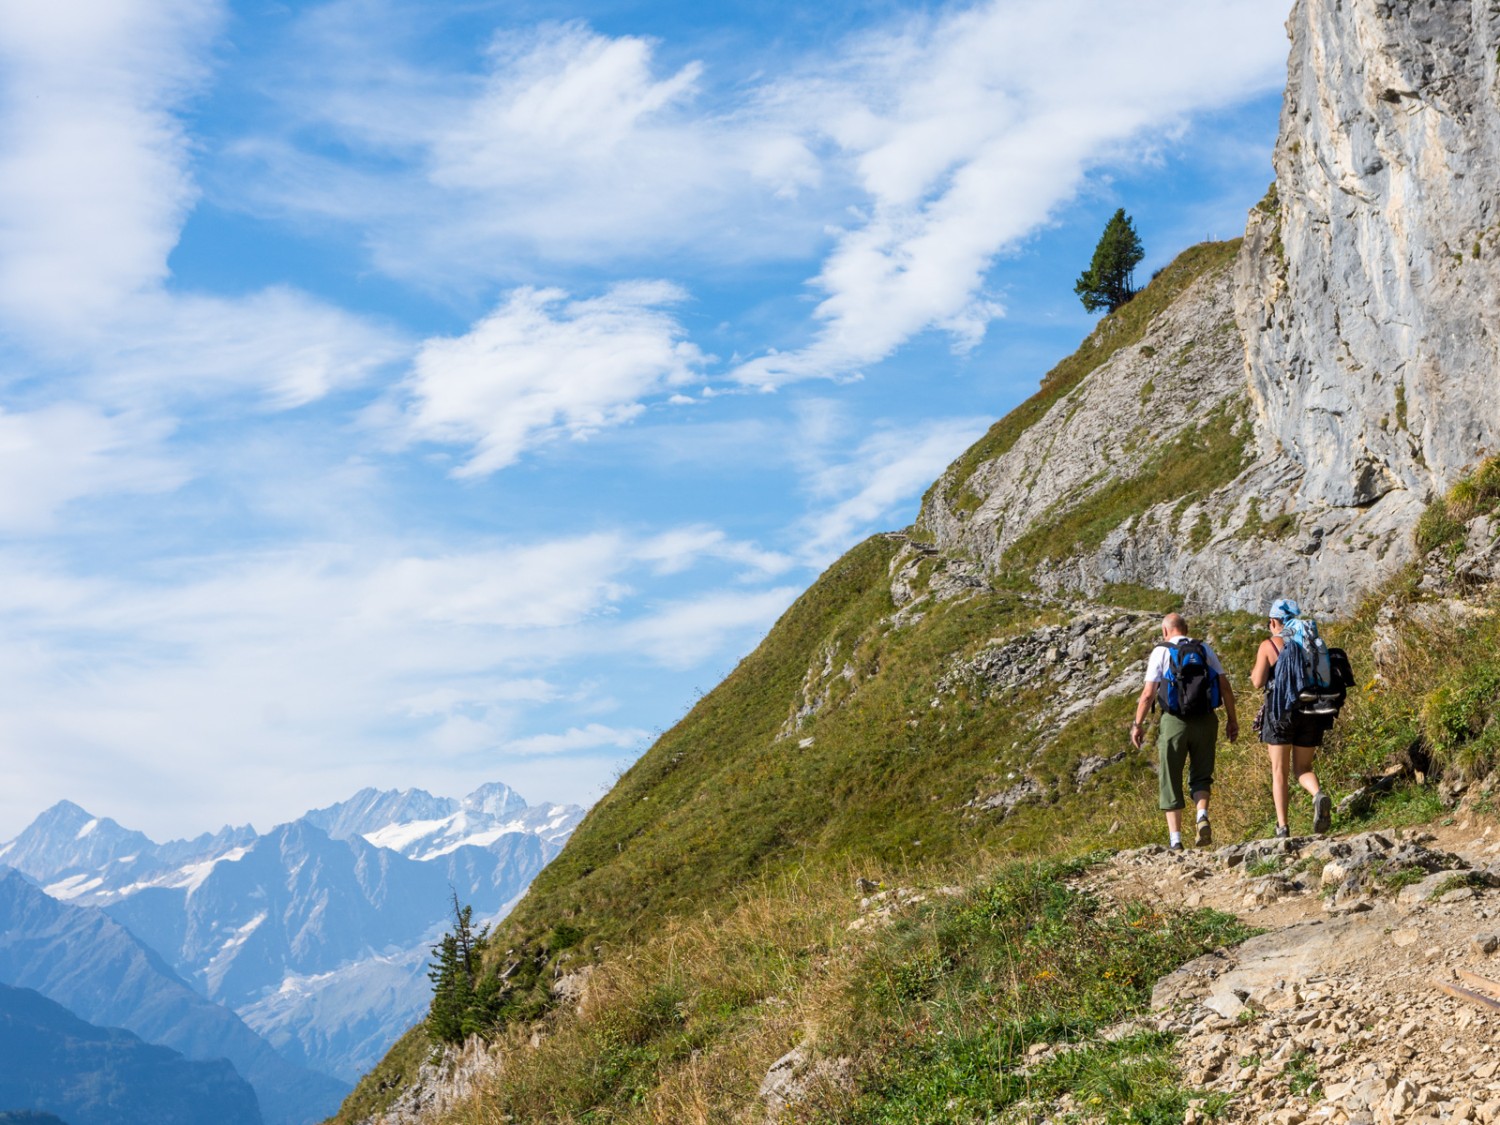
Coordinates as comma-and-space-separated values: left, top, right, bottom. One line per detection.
1250, 598, 1334, 838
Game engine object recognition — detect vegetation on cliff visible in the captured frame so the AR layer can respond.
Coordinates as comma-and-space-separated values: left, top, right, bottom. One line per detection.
330, 265, 1500, 1124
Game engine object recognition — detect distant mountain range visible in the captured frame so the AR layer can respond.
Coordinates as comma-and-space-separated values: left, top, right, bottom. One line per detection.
0, 867, 344, 1125
0, 982, 261, 1125
0, 783, 584, 1118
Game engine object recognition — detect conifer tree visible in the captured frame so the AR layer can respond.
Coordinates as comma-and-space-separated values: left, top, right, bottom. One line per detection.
1075, 208, 1145, 313
426, 894, 490, 1043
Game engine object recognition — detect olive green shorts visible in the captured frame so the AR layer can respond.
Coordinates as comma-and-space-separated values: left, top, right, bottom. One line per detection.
1158, 711, 1218, 811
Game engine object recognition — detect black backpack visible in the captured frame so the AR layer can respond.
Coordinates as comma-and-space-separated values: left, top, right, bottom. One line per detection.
1154, 640, 1221, 718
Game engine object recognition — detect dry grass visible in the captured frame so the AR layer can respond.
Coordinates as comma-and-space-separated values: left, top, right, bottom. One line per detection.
430, 864, 887, 1124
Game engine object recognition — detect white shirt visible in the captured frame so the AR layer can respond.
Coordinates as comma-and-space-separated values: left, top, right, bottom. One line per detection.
1144, 635, 1225, 684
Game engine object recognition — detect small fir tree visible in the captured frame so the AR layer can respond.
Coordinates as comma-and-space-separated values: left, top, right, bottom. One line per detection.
1075, 208, 1145, 313
426, 894, 491, 1043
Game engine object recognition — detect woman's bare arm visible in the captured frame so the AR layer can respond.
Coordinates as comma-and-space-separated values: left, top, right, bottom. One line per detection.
1250, 638, 1277, 691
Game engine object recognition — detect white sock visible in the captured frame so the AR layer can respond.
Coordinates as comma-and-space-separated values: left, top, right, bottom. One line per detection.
1197, 810, 1209, 823
1169, 831, 1182, 846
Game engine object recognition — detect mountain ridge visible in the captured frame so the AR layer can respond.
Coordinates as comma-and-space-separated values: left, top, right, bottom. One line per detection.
0, 982, 263, 1125
0, 780, 583, 1112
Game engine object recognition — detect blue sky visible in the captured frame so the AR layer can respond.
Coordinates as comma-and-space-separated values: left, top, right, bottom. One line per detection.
0, 0, 1288, 841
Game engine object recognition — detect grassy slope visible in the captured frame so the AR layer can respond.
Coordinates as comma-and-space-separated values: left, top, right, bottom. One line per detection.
922, 238, 1242, 522
329, 245, 1500, 1123
329, 241, 1265, 1122
502, 239, 1255, 958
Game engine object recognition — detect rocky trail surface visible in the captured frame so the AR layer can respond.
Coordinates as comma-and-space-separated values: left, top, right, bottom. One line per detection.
1074, 819, 1500, 1124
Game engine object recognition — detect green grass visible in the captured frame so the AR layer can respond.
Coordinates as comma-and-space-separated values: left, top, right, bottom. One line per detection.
1414, 456, 1500, 556
922, 239, 1242, 522
816, 859, 1254, 1124
1002, 399, 1252, 571
333, 263, 1500, 1125
1099, 583, 1185, 614
1430, 872, 1487, 898
1285, 1050, 1321, 1099
331, 1026, 429, 1125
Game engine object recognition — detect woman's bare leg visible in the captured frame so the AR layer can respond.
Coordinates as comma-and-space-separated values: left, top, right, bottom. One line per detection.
1293, 743, 1320, 797
1267, 743, 1292, 827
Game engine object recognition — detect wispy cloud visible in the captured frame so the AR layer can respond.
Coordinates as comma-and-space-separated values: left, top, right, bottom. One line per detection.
228, 13, 826, 280
619, 585, 801, 667
397, 281, 705, 475
0, 525, 793, 833
732, 0, 1286, 386
797, 416, 992, 562
0, 0, 407, 524
229, 0, 1283, 386
502, 723, 650, 757
0, 0, 219, 329
0, 405, 184, 531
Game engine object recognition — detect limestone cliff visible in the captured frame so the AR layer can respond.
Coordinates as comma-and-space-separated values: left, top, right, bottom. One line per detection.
921, 0, 1500, 616
1241, 0, 1500, 510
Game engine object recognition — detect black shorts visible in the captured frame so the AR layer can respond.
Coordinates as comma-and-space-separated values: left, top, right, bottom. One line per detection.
1262, 709, 1332, 748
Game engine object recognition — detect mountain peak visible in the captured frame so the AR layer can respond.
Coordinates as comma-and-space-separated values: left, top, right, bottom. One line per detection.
0, 801, 156, 885
302, 787, 458, 842
460, 782, 527, 818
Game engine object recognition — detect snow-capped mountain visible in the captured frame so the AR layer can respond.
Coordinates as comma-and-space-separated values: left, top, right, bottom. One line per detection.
305, 781, 583, 858
0, 799, 155, 885
0, 782, 585, 1090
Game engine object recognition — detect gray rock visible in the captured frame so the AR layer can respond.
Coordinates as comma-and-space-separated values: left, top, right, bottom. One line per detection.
970, 778, 1045, 816
915, 0, 1500, 616
1201, 991, 1246, 1021
757, 1046, 852, 1122
1239, 0, 1500, 515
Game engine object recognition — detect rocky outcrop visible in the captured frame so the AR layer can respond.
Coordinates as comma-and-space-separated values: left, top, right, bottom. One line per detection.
921, 249, 1250, 581
919, 0, 1500, 616
363, 1036, 501, 1125
1239, 0, 1500, 511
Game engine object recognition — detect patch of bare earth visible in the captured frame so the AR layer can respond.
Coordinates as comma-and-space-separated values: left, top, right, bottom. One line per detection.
1079, 817, 1500, 1124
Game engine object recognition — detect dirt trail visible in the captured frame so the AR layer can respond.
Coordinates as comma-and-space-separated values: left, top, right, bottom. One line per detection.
1082, 818, 1500, 1124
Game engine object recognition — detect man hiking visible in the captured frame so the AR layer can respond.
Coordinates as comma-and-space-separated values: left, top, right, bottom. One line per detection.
1130, 613, 1239, 851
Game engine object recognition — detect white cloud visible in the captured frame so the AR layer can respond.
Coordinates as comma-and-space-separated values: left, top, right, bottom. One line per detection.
620, 586, 801, 667
401, 281, 706, 475
359, 535, 631, 629
224, 13, 828, 279
502, 723, 649, 757
433, 23, 704, 181
0, 525, 793, 835
228, 1, 1283, 384
0, 0, 405, 420
725, 0, 1287, 384
631, 526, 794, 577
0, 404, 184, 531
798, 417, 992, 561
0, 1, 220, 329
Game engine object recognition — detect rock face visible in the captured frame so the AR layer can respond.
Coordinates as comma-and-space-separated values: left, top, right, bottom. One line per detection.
1239, 0, 1500, 511
919, 0, 1500, 615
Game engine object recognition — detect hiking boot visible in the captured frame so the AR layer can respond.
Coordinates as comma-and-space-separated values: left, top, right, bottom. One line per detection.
1195, 818, 1212, 847
1273, 825, 1290, 839
1312, 792, 1333, 834
1169, 841, 1184, 852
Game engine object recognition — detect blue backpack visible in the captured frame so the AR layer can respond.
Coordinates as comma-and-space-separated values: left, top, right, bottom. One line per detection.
1155, 639, 1221, 718
1267, 611, 1350, 724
